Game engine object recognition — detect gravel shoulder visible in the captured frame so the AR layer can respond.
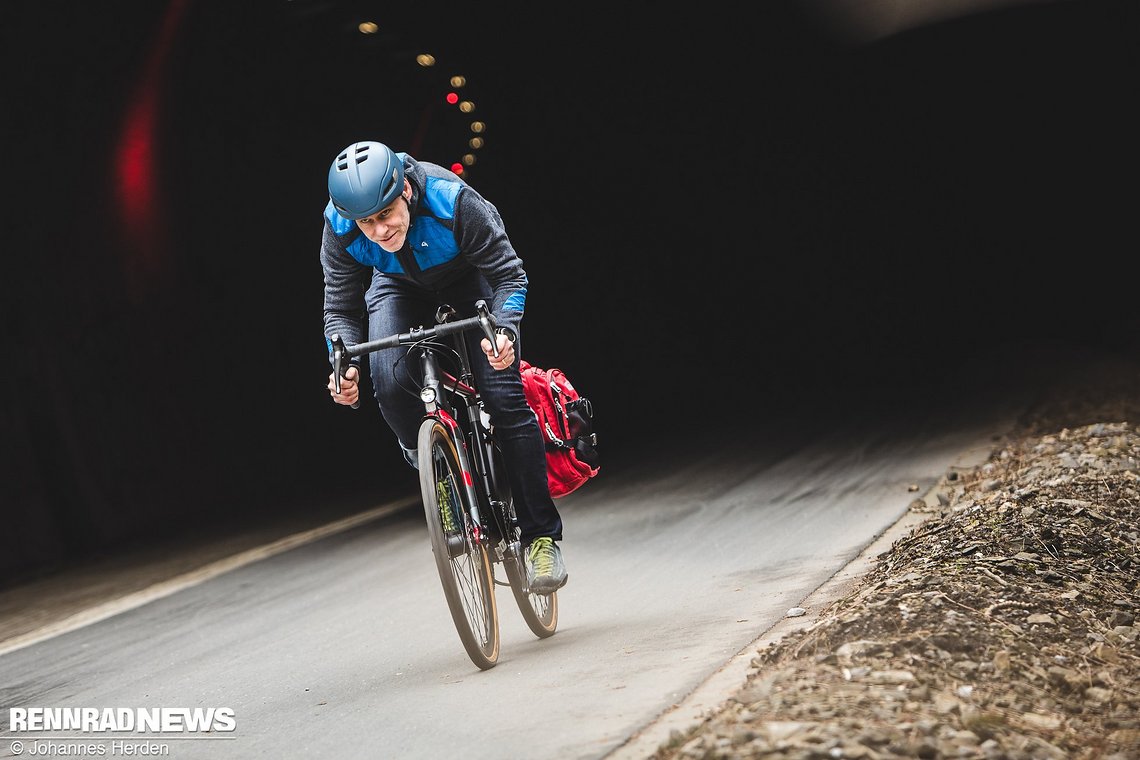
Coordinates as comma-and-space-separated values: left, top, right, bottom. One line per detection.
644, 354, 1140, 760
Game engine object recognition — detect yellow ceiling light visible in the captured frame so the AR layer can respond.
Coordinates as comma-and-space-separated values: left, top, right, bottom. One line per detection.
459, 101, 475, 113
416, 54, 436, 67
463, 154, 477, 166
358, 21, 378, 34
470, 121, 485, 134
469, 137, 484, 149
450, 75, 466, 88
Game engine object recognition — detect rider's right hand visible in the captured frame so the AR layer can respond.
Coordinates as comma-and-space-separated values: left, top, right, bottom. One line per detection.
328, 365, 360, 406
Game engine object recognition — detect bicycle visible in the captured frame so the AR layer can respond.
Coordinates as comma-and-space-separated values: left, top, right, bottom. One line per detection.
329, 299, 557, 670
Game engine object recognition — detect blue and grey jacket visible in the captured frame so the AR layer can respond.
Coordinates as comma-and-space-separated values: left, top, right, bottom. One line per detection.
321, 155, 528, 353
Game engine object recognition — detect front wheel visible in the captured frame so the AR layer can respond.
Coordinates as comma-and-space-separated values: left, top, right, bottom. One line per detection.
418, 418, 500, 670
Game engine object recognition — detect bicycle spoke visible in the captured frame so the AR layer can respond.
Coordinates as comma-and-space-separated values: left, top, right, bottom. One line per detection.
450, 550, 492, 643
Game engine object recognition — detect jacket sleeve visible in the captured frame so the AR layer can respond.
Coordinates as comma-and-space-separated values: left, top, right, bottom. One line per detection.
453, 187, 528, 340
320, 219, 369, 360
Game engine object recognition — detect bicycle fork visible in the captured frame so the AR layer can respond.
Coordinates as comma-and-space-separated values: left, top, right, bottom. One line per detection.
421, 358, 486, 548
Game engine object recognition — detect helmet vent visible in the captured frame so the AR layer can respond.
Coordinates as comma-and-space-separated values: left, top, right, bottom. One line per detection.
327, 141, 403, 219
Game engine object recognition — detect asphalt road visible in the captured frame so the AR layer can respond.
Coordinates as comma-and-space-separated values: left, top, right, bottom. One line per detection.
0, 398, 1015, 760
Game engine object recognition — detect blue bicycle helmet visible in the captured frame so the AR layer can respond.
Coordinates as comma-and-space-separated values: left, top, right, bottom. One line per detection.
327, 141, 405, 220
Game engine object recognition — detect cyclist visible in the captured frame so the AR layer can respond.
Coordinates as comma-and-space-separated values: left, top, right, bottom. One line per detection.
321, 141, 567, 594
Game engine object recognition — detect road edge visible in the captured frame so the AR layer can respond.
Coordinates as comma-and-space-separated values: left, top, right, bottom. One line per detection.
605, 435, 1003, 759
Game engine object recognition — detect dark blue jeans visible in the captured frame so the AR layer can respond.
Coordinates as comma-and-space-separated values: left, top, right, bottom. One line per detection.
364, 270, 563, 543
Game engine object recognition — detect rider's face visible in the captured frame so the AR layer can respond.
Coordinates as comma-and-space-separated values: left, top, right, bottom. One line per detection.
355, 179, 411, 251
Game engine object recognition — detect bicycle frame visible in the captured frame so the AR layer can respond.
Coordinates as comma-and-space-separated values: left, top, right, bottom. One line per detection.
330, 300, 508, 545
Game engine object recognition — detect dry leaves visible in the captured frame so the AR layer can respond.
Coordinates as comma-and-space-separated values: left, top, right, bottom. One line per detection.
652, 362, 1139, 760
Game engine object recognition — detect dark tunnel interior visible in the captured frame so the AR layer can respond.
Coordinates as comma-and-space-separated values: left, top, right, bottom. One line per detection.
2, 0, 1137, 585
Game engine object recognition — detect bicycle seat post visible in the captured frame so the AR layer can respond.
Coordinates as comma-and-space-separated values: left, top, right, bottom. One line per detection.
435, 304, 456, 324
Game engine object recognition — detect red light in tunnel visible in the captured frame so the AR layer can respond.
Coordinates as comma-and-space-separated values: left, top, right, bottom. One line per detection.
113, 0, 190, 300
450, 163, 464, 175
446, 92, 459, 105
116, 100, 157, 236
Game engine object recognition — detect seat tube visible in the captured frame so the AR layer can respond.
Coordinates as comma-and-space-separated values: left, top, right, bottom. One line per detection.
454, 334, 496, 501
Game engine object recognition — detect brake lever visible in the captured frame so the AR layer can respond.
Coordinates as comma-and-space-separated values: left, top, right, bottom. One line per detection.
474, 299, 499, 359
330, 334, 360, 410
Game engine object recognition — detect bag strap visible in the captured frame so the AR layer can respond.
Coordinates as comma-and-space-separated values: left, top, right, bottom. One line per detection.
543, 421, 573, 451
543, 427, 598, 453
547, 382, 570, 439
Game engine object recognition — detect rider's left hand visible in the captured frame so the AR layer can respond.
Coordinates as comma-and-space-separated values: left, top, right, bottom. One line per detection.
481, 333, 515, 371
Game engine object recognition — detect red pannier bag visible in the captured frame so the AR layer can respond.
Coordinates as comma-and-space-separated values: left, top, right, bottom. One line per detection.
518, 360, 600, 498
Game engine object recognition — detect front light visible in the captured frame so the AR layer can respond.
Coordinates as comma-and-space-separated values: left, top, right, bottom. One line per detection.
420, 386, 437, 404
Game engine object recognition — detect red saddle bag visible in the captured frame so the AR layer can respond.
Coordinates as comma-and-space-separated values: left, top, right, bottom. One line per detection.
518, 360, 600, 498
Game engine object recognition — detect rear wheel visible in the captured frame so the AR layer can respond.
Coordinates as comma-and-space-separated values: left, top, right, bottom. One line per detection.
504, 539, 558, 638
488, 440, 558, 638
418, 418, 500, 670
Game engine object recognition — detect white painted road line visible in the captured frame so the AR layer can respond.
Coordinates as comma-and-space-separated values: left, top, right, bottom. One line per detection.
0, 495, 420, 658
